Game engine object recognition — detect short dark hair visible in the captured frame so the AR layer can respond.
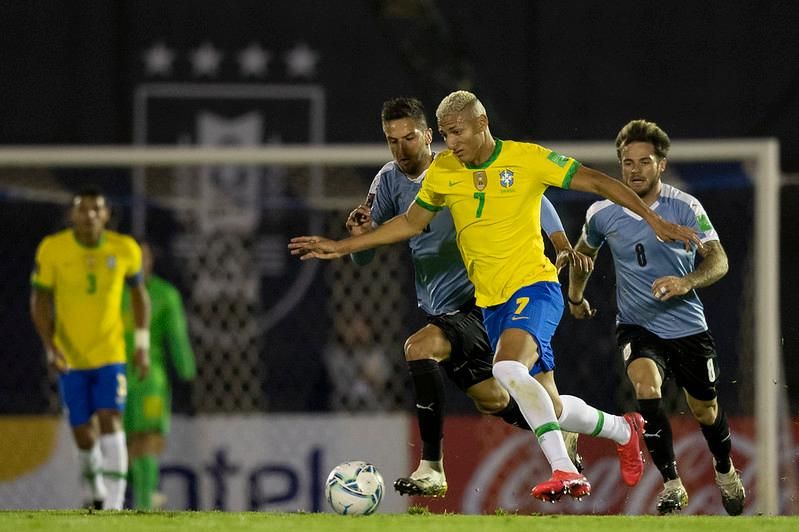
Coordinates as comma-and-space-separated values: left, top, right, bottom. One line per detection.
381, 97, 428, 129
615, 119, 671, 161
72, 187, 106, 205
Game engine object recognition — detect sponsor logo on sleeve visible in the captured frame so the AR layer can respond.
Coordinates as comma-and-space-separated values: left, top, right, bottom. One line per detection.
696, 214, 713, 232
546, 151, 569, 168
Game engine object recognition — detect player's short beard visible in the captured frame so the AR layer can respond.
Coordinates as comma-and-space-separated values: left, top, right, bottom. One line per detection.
401, 154, 429, 178
635, 175, 661, 199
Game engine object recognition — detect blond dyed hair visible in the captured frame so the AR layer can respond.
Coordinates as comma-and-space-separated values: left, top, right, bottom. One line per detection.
436, 90, 487, 122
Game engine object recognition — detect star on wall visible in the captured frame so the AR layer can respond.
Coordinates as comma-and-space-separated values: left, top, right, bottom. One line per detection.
237, 42, 271, 78
143, 41, 176, 76
284, 42, 320, 79
190, 41, 224, 77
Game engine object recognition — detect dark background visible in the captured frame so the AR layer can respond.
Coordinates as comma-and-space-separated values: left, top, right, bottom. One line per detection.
1, 2, 798, 170
0, 1, 796, 415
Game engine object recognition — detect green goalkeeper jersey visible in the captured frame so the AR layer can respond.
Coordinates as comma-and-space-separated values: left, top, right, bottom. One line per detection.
122, 275, 196, 403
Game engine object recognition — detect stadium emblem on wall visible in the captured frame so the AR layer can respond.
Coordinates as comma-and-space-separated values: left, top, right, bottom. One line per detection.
473, 171, 487, 191
133, 82, 326, 334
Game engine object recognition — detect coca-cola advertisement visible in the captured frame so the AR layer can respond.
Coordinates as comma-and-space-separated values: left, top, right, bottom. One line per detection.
408, 416, 799, 515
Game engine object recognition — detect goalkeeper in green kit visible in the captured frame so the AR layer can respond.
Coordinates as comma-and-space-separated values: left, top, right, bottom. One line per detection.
122, 242, 196, 509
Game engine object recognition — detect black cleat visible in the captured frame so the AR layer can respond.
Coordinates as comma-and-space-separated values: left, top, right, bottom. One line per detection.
393, 469, 448, 497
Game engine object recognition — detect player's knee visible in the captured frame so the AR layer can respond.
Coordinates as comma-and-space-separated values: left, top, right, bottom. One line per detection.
628, 366, 661, 399
472, 397, 505, 414
403, 334, 440, 362
467, 380, 509, 413
73, 430, 95, 450
144, 432, 166, 454
632, 382, 661, 399
96, 409, 123, 433
627, 358, 660, 385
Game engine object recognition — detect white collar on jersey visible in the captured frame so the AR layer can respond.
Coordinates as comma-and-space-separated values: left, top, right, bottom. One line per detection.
622, 199, 660, 221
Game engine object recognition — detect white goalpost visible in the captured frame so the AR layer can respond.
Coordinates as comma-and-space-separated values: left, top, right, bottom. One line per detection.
0, 139, 782, 514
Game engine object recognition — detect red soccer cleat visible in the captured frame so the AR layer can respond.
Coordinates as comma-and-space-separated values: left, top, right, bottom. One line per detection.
616, 412, 646, 486
531, 470, 591, 502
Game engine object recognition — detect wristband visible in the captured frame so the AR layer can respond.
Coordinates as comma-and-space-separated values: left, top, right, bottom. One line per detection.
134, 328, 150, 350
567, 296, 584, 306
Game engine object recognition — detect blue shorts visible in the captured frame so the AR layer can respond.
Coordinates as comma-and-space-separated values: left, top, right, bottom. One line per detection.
59, 363, 127, 427
481, 282, 563, 376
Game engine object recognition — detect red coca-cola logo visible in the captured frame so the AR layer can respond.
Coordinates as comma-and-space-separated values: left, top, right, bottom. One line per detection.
410, 416, 798, 515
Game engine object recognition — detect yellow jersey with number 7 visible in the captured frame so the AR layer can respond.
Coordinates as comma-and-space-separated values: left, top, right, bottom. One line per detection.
31, 229, 143, 369
415, 139, 580, 307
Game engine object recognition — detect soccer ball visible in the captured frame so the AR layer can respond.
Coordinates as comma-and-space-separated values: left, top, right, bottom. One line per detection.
325, 460, 384, 515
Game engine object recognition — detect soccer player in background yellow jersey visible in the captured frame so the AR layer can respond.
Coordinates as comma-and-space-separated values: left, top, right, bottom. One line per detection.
290, 90, 701, 504
30, 189, 151, 510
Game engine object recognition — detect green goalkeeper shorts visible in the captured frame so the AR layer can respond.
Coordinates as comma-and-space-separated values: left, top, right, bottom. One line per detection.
124, 367, 171, 435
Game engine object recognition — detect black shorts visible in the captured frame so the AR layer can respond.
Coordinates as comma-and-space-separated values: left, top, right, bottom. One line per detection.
617, 324, 720, 401
427, 299, 494, 391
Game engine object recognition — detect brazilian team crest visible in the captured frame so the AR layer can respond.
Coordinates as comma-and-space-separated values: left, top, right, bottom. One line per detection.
106, 255, 116, 269
473, 171, 487, 191
499, 169, 514, 188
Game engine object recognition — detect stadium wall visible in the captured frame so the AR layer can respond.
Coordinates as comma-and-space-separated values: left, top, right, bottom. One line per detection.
1, 414, 796, 515
0, 414, 409, 513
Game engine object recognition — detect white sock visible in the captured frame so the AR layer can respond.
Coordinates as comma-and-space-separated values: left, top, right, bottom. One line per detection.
78, 443, 106, 502
418, 459, 444, 473
665, 478, 685, 489
493, 360, 575, 473
558, 395, 631, 444
99, 432, 128, 510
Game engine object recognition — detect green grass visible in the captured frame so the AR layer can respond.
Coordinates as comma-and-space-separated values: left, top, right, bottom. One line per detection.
0, 511, 797, 532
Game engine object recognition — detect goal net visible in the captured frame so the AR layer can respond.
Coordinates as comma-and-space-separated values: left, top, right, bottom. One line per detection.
0, 140, 786, 514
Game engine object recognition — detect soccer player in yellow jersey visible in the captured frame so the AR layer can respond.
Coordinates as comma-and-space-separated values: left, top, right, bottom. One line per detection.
290, 90, 701, 504
30, 189, 151, 510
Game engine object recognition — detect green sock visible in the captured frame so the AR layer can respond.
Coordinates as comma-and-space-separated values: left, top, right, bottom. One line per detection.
131, 455, 158, 510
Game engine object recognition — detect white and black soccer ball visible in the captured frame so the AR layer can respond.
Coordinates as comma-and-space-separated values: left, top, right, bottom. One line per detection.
325, 460, 384, 515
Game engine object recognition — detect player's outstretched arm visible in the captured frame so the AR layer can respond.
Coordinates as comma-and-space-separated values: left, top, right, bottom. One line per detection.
345, 204, 373, 236
166, 289, 197, 381
30, 288, 68, 372
550, 231, 593, 275
539, 195, 592, 274
130, 282, 151, 380
652, 240, 729, 301
290, 202, 434, 260
570, 166, 702, 250
567, 236, 599, 319
346, 204, 377, 266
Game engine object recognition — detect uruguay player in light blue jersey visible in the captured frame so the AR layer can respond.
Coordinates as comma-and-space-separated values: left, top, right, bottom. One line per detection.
568, 119, 745, 515
345, 97, 588, 497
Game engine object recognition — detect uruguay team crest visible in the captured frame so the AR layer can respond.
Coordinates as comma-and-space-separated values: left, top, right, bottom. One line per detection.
473, 171, 487, 191
499, 169, 514, 188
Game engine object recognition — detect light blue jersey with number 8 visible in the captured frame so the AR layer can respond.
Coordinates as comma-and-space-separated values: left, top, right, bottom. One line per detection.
582, 183, 719, 339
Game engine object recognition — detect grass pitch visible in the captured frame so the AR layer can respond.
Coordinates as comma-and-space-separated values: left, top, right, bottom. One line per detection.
1, 510, 797, 532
